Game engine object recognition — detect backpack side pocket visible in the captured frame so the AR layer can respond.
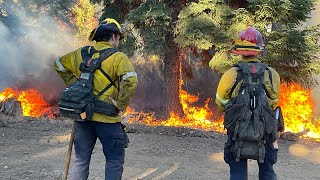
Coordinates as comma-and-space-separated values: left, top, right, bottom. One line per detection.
262, 105, 277, 143
224, 103, 246, 130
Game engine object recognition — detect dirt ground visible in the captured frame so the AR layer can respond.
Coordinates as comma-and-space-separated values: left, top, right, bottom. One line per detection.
0, 115, 320, 180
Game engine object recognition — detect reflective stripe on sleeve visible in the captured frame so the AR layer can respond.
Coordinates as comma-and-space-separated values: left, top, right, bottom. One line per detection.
216, 94, 229, 105
55, 59, 66, 72
122, 72, 137, 81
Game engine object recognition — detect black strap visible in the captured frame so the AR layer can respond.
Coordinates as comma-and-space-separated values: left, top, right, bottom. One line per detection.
230, 64, 243, 95
81, 46, 100, 63
94, 48, 118, 98
230, 63, 272, 96
233, 45, 261, 50
97, 83, 114, 98
80, 46, 98, 70
96, 68, 117, 97
256, 63, 267, 97
80, 46, 118, 98
99, 68, 116, 87
81, 46, 90, 60
267, 67, 273, 87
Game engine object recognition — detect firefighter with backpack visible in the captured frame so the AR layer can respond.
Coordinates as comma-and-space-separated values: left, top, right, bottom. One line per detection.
54, 18, 138, 180
216, 27, 281, 180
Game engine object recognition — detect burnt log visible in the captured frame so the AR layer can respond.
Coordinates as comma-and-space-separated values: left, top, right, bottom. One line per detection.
280, 129, 310, 141
0, 98, 23, 116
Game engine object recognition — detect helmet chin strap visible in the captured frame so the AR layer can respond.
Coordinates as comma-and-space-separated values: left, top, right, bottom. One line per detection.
243, 55, 258, 59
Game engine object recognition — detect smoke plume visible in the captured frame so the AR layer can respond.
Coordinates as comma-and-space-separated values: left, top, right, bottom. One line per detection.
0, 1, 75, 105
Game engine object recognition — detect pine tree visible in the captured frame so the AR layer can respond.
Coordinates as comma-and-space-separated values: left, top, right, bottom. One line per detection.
94, 0, 320, 118
128, 0, 188, 118
205, 0, 320, 89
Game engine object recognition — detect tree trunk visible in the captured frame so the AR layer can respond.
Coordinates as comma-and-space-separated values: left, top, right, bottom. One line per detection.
163, 41, 184, 118
162, 1, 185, 118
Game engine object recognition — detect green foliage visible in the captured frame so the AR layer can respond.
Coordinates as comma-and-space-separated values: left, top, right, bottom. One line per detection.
225, 8, 251, 37
94, 0, 320, 87
248, 0, 317, 27
118, 22, 144, 56
209, 51, 241, 73
0, 0, 76, 26
248, 0, 293, 26
175, 0, 233, 50
92, 0, 143, 23
98, 3, 126, 23
128, 0, 171, 54
261, 25, 320, 88
203, 0, 320, 88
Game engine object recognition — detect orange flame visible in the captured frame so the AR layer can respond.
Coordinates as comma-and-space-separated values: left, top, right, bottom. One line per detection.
0, 88, 55, 118
160, 88, 224, 132
278, 83, 320, 140
126, 82, 319, 141
126, 64, 224, 132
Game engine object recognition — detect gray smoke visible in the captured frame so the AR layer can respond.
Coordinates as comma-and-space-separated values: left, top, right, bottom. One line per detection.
0, 3, 76, 104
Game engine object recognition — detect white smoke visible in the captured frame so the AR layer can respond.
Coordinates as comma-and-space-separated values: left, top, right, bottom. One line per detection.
0, 3, 76, 104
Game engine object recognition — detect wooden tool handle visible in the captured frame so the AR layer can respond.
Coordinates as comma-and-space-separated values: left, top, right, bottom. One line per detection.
63, 122, 75, 180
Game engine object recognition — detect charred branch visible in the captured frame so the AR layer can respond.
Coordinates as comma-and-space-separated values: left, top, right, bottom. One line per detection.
280, 129, 311, 141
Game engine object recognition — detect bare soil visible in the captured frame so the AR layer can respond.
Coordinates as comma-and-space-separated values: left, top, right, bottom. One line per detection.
0, 114, 319, 180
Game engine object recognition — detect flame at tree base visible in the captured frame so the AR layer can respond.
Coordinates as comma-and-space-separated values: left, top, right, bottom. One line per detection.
0, 83, 319, 141
126, 109, 225, 132
126, 83, 320, 141
126, 88, 225, 133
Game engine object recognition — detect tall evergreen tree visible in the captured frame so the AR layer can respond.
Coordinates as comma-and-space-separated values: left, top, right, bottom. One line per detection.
205, 0, 320, 88
128, 0, 188, 117
95, 0, 320, 118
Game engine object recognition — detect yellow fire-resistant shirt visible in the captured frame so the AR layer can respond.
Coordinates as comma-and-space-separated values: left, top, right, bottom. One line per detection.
215, 57, 280, 112
54, 41, 138, 123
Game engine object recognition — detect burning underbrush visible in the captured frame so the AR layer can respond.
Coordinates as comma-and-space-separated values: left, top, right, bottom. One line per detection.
124, 88, 225, 133
278, 83, 320, 140
0, 83, 319, 141
0, 88, 57, 118
125, 83, 320, 141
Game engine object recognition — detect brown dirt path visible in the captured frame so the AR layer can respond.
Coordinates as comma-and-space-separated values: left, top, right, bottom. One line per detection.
0, 115, 319, 180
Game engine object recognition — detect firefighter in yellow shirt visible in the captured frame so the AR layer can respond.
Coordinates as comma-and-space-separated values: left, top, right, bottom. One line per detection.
215, 27, 280, 180
54, 18, 138, 180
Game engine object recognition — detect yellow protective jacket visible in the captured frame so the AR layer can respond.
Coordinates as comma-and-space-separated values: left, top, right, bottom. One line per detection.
215, 57, 280, 112
54, 42, 138, 123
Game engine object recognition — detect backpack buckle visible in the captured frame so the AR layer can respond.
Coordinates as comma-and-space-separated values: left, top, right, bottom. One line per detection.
250, 95, 256, 109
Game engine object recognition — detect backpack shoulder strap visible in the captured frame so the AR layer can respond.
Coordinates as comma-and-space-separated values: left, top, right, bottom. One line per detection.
230, 63, 244, 95
89, 48, 118, 98
94, 48, 118, 69
80, 46, 99, 71
265, 66, 273, 87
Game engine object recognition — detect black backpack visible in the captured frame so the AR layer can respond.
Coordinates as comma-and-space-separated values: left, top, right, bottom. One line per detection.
59, 46, 119, 121
223, 62, 278, 163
